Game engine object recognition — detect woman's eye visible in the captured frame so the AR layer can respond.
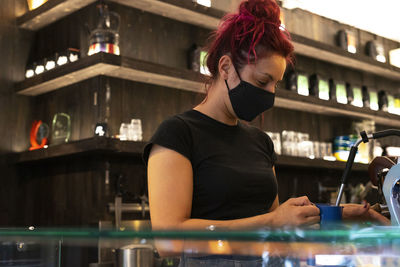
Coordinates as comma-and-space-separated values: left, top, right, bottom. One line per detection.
258, 81, 267, 86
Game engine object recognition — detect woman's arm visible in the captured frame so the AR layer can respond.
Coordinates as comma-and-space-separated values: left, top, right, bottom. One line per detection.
148, 145, 319, 231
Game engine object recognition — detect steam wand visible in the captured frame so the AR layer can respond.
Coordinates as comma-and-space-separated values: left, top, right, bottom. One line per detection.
335, 129, 400, 206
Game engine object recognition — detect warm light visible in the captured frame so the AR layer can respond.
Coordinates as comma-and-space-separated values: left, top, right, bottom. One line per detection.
318, 80, 329, 100
45, 60, 55, 70
27, 0, 48, 11
34, 64, 44, 75
347, 45, 357, 54
386, 146, 400, 157
315, 255, 352, 266
199, 50, 211, 76
194, 0, 211, 8
323, 155, 337, 161
376, 54, 386, 63
69, 53, 79, 62
369, 91, 379, 111
57, 55, 68, 66
25, 69, 34, 78
336, 83, 348, 104
351, 87, 363, 107
389, 48, 400, 68
95, 125, 106, 136
297, 74, 309, 96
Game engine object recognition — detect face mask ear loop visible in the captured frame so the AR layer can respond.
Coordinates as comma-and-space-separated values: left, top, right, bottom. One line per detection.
225, 61, 242, 92
224, 80, 230, 92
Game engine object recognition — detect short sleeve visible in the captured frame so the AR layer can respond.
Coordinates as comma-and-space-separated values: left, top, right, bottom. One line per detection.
265, 133, 277, 166
142, 116, 192, 166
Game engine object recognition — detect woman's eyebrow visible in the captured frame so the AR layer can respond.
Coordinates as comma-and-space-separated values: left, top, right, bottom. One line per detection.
258, 71, 281, 82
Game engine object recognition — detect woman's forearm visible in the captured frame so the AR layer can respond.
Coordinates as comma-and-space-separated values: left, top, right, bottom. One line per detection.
153, 212, 276, 231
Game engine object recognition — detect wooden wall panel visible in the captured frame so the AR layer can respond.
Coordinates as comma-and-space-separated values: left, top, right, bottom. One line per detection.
29, 2, 210, 69
105, 77, 203, 140
32, 77, 101, 143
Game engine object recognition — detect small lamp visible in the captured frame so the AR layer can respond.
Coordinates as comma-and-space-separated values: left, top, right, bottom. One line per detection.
366, 41, 386, 63
95, 123, 107, 137
56, 52, 68, 66
67, 48, 80, 63
34, 60, 45, 75
44, 56, 56, 71
25, 63, 35, 79
192, 0, 211, 7
27, 0, 48, 11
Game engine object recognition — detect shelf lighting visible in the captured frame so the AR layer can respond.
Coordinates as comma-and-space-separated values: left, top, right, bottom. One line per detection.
318, 79, 330, 100
56, 53, 68, 66
68, 48, 80, 62
27, 0, 48, 10
25, 64, 35, 79
337, 30, 357, 54
389, 48, 400, 68
279, 9, 286, 31
350, 87, 363, 107
34, 61, 45, 75
193, 0, 211, 8
297, 74, 309, 96
335, 82, 348, 104
369, 90, 379, 111
366, 41, 386, 63
44, 57, 56, 71
199, 50, 210, 76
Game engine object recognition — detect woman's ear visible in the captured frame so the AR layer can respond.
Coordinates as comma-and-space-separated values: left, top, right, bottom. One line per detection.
218, 55, 232, 80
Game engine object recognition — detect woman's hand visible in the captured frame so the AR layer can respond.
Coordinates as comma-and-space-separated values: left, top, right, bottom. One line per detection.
341, 203, 391, 225
270, 196, 320, 227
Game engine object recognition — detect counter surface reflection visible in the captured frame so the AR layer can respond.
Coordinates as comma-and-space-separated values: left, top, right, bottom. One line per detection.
1, 224, 400, 267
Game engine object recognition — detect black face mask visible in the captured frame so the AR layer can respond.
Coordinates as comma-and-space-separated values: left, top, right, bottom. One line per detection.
225, 70, 275, 122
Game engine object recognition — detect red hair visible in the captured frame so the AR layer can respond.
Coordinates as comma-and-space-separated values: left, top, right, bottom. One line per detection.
206, 0, 294, 81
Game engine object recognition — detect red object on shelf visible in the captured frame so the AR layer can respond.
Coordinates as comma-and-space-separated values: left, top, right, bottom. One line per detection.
29, 120, 48, 151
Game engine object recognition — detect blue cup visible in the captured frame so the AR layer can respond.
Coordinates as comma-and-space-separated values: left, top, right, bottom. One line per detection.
316, 204, 343, 226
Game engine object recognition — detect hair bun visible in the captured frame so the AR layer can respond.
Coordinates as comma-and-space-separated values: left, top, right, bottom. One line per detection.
238, 0, 281, 25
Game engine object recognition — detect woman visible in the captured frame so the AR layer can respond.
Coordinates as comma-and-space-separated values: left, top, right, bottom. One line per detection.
143, 0, 389, 263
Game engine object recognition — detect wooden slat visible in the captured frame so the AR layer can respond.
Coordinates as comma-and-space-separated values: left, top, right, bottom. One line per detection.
275, 90, 400, 128
17, 0, 97, 30
11, 136, 367, 172
16, 53, 205, 96
276, 155, 368, 172
291, 34, 400, 81
16, 0, 400, 82
15, 53, 400, 127
14, 137, 146, 163
112, 0, 221, 30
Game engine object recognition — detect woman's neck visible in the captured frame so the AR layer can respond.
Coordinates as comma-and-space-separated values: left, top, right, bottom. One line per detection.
194, 83, 238, 126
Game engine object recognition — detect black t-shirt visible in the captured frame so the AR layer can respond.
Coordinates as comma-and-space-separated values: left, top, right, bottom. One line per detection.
143, 110, 278, 220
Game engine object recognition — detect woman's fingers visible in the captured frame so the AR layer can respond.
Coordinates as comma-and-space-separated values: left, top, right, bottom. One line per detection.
289, 196, 313, 206
303, 215, 321, 225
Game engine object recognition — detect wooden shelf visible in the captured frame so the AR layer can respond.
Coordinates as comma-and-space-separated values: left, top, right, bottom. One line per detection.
9, 137, 367, 172
15, 53, 400, 127
111, 0, 223, 30
276, 155, 368, 172
17, 0, 223, 31
17, 0, 97, 31
290, 34, 400, 81
18, 0, 400, 81
15, 52, 205, 96
13, 137, 146, 164
111, 1, 400, 81
274, 89, 400, 128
